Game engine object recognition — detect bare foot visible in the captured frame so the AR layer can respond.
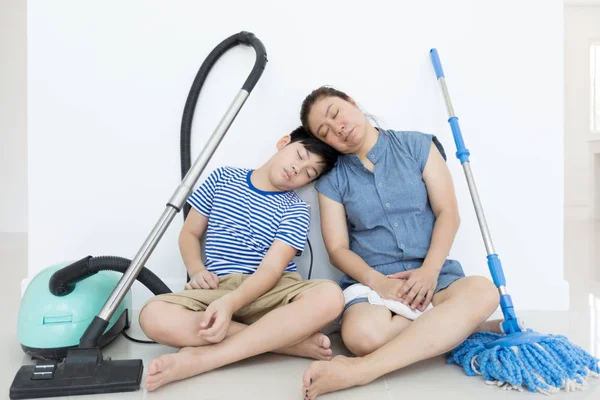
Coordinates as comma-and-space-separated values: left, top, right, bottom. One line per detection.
145, 347, 216, 391
277, 333, 333, 360
474, 318, 504, 334
301, 355, 372, 399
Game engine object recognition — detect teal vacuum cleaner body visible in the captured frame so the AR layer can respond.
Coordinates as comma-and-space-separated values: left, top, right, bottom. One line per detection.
18, 263, 132, 360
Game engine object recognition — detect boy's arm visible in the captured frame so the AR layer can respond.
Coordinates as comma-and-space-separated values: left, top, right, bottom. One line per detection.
226, 239, 297, 311
197, 239, 297, 343
198, 202, 308, 343
179, 208, 216, 279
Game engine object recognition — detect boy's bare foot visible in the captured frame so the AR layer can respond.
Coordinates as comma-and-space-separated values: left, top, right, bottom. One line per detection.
301, 355, 372, 399
278, 332, 333, 360
145, 346, 216, 391
145, 333, 333, 391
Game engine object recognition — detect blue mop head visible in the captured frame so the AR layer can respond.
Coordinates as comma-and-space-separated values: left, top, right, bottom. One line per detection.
448, 331, 600, 394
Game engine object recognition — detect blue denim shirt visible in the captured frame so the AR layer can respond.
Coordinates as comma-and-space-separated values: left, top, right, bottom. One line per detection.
315, 129, 449, 268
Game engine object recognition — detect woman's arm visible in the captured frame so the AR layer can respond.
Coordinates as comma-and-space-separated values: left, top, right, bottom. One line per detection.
319, 193, 404, 299
392, 142, 461, 310
421, 142, 461, 272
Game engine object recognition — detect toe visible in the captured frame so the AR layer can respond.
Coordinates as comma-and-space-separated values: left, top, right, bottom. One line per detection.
148, 358, 163, 375
302, 367, 312, 388
320, 334, 331, 349
320, 349, 332, 360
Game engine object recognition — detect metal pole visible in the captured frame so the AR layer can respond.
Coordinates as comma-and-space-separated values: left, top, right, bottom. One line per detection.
98, 90, 249, 321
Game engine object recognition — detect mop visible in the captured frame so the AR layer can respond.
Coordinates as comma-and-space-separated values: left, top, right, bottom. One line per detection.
430, 48, 600, 394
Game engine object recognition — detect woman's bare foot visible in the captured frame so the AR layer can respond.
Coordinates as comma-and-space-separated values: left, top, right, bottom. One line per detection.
277, 333, 333, 360
145, 347, 217, 391
474, 318, 504, 334
474, 318, 527, 334
301, 355, 372, 399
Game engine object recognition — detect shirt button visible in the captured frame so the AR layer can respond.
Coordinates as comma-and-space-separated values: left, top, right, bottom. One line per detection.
393, 222, 398, 227
407, 264, 412, 268
385, 203, 390, 207
400, 243, 406, 249
378, 183, 382, 187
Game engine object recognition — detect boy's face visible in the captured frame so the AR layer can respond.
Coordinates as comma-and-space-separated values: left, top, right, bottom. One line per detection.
270, 136, 325, 190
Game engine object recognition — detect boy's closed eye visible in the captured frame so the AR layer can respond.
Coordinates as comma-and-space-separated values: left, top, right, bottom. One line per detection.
297, 150, 319, 179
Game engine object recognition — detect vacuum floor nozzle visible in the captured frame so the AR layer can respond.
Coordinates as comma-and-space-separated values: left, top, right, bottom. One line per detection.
10, 348, 143, 399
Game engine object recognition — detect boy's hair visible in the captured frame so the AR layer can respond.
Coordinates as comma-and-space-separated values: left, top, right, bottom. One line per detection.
288, 126, 339, 178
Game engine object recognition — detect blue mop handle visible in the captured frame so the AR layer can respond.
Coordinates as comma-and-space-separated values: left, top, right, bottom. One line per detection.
430, 49, 519, 332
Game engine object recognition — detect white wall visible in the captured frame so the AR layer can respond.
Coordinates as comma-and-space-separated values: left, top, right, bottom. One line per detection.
27, 0, 567, 310
0, 0, 27, 233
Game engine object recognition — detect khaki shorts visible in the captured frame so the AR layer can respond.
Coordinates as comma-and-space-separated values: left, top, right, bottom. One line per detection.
141, 272, 332, 325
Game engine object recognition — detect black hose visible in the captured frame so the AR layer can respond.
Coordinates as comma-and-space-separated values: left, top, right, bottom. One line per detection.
49, 256, 172, 297
179, 32, 268, 281
181, 31, 267, 220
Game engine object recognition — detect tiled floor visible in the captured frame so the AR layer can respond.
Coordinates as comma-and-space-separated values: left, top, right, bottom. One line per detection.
2, 219, 600, 399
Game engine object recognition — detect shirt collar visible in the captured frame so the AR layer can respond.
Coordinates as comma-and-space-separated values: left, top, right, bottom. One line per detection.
348, 127, 388, 166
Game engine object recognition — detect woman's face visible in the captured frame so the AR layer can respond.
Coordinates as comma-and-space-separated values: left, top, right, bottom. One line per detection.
306, 96, 368, 154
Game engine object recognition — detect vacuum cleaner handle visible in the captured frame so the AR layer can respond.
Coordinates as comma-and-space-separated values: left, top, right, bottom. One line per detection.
180, 31, 267, 219
238, 31, 268, 93
430, 49, 520, 333
80, 33, 268, 348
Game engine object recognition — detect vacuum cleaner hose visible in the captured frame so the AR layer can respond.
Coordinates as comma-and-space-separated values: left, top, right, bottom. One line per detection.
181, 31, 267, 219
49, 256, 172, 297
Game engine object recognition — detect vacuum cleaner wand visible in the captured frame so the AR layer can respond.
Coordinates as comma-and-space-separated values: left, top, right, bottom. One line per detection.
85, 32, 267, 346
10, 31, 267, 400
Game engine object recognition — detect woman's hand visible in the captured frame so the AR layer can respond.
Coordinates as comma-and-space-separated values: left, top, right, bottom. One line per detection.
371, 275, 407, 302
387, 267, 440, 311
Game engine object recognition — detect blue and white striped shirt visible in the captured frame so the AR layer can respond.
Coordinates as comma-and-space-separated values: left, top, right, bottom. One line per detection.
187, 167, 310, 276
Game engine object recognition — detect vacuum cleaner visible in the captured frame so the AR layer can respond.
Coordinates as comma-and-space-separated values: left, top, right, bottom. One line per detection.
10, 31, 268, 399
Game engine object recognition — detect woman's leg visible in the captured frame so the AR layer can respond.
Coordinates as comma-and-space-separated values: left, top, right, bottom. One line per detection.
302, 276, 500, 399
340, 302, 412, 356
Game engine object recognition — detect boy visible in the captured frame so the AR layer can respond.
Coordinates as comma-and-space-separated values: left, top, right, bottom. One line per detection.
139, 126, 344, 391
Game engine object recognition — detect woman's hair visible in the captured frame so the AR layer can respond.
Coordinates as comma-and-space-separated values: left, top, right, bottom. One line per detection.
300, 86, 351, 134
300, 86, 383, 135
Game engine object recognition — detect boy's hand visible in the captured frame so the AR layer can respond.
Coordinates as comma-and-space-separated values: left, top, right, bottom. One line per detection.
388, 267, 440, 311
198, 296, 234, 343
185, 270, 219, 290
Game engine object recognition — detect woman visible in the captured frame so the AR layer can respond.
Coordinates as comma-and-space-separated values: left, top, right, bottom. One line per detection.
299, 87, 503, 399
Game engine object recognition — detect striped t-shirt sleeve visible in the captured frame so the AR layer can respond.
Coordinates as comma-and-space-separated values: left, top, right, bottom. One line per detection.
274, 202, 310, 254
187, 168, 224, 217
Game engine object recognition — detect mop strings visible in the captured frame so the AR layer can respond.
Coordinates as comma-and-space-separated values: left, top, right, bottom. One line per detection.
448, 332, 600, 393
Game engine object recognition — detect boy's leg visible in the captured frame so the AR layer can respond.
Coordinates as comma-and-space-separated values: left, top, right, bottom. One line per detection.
140, 300, 333, 360
145, 281, 344, 391
301, 276, 500, 399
